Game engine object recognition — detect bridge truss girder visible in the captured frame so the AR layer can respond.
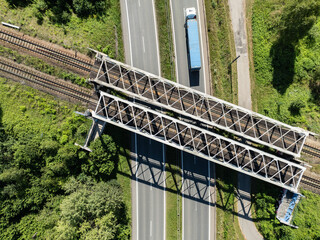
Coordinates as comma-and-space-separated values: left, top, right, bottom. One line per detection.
89, 52, 309, 158
90, 91, 305, 192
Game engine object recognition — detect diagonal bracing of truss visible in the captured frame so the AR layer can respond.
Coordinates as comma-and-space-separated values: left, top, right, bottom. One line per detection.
91, 91, 305, 192
89, 51, 309, 158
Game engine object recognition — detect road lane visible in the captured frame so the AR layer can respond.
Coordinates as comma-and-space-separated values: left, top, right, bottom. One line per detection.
124, 0, 165, 239
127, 0, 160, 75
171, 0, 205, 92
182, 153, 212, 240
135, 136, 165, 240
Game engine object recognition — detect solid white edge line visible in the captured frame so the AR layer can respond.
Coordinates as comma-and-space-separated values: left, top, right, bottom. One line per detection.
152, 0, 161, 76
208, 161, 211, 240
196, 0, 207, 94
125, 1, 137, 237
182, 152, 184, 240
163, 144, 166, 240
170, 0, 180, 83
135, 131, 139, 240
125, 0, 133, 66
151, 1, 165, 238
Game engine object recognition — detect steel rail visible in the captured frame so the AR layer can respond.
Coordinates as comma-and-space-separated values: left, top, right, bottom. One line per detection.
0, 58, 94, 104
0, 28, 93, 73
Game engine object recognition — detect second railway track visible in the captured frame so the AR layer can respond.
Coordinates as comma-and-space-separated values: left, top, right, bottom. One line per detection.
301, 175, 320, 191
0, 27, 94, 75
302, 144, 320, 159
0, 56, 96, 106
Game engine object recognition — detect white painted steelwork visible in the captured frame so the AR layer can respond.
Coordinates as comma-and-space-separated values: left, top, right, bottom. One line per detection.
90, 91, 305, 192
89, 51, 309, 158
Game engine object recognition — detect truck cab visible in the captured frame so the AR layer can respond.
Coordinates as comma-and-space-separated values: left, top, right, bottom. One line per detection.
186, 7, 196, 19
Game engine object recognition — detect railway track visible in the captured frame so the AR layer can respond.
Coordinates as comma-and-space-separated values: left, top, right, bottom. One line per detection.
0, 27, 93, 75
301, 175, 320, 191
302, 144, 320, 159
0, 56, 96, 105
0, 27, 313, 159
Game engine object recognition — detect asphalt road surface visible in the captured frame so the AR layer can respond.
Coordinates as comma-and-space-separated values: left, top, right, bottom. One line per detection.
182, 152, 215, 240
121, 0, 165, 240
170, 0, 214, 239
171, 0, 206, 92
132, 134, 166, 240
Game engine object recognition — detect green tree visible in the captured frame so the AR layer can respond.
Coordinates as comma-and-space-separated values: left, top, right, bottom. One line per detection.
50, 177, 126, 239
82, 135, 117, 180
280, 0, 320, 44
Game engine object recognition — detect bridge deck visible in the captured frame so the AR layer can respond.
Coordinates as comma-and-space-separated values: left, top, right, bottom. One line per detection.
90, 91, 305, 192
89, 52, 308, 157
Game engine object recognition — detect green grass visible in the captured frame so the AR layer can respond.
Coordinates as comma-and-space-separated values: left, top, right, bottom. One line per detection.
205, 0, 238, 103
103, 124, 133, 237
165, 147, 182, 240
216, 165, 244, 240
0, 77, 82, 134
154, 0, 176, 81
0, 0, 124, 60
252, 179, 320, 240
0, 45, 90, 88
117, 147, 132, 237
250, 0, 320, 133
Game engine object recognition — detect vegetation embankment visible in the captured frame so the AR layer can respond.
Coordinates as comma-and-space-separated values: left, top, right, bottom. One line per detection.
0, 45, 90, 88
250, 0, 320, 133
252, 180, 320, 240
248, 0, 320, 238
0, 78, 131, 239
165, 147, 182, 240
155, 0, 176, 81
1, 0, 124, 60
204, 0, 237, 103
215, 165, 244, 240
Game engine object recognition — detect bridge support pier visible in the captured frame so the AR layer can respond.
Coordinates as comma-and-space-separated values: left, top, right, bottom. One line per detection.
75, 116, 106, 152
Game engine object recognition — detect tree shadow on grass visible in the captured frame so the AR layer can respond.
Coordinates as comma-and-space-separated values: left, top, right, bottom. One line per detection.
5, 0, 33, 8
269, 0, 320, 94
270, 42, 296, 94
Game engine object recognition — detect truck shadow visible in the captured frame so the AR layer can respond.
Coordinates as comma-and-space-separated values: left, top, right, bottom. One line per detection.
189, 70, 200, 87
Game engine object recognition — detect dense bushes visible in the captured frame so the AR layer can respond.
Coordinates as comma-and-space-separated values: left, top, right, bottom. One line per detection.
251, 0, 320, 133
0, 79, 130, 239
252, 180, 320, 240
8, 0, 111, 23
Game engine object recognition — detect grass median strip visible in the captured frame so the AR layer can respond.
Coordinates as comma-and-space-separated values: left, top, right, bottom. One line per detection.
165, 147, 182, 240
216, 165, 245, 240
155, 0, 176, 81
205, 0, 237, 103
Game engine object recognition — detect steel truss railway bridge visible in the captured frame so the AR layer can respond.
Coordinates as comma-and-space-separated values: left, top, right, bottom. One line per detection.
81, 50, 309, 193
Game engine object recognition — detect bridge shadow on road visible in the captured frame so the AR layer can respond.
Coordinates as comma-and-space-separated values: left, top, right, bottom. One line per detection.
110, 125, 272, 221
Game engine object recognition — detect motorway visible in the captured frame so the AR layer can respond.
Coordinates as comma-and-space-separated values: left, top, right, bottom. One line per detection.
121, 0, 165, 239
170, 0, 215, 239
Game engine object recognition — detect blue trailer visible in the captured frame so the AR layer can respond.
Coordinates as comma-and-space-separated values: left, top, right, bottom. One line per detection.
186, 8, 201, 71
